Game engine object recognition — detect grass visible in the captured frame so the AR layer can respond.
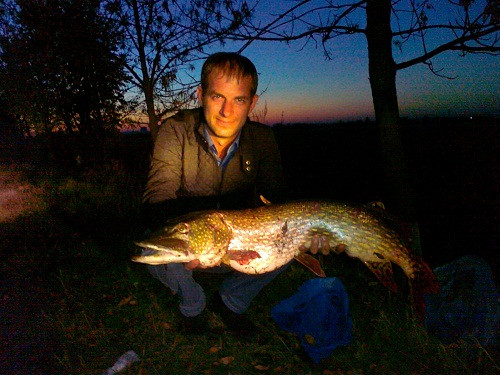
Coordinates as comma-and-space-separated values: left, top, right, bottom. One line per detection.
1, 160, 497, 375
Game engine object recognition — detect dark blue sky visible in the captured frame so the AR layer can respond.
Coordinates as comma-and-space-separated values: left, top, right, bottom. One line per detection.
193, 1, 499, 124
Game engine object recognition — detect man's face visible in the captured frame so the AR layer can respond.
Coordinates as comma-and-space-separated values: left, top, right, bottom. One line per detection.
197, 70, 258, 145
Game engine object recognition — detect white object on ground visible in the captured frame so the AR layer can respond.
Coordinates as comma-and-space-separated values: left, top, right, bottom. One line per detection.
103, 350, 140, 374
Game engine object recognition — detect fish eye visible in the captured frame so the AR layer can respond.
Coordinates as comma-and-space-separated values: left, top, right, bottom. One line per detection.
176, 223, 190, 233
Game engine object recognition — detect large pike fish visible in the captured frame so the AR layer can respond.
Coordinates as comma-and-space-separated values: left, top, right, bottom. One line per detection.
132, 200, 439, 318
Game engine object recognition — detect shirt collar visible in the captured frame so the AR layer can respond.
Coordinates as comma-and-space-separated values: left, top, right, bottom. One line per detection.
202, 124, 241, 168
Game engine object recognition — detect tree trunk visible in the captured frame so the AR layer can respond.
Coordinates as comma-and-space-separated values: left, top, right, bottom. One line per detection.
144, 80, 159, 141
131, 0, 159, 141
366, 0, 421, 253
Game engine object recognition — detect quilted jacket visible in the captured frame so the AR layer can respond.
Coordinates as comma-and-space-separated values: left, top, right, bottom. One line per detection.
142, 108, 287, 229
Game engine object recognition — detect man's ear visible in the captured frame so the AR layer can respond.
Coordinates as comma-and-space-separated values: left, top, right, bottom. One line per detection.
196, 86, 203, 104
250, 94, 259, 111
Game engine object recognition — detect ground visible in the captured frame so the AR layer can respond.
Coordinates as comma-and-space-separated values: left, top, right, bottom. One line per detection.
0, 118, 497, 373
0, 165, 61, 374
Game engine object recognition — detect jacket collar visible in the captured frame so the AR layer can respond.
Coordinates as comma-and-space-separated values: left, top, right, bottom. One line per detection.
195, 107, 254, 174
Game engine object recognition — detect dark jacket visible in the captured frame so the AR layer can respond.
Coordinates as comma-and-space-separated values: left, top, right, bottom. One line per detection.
142, 108, 286, 229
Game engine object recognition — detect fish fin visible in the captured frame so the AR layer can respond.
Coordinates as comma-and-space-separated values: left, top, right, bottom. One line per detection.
226, 250, 261, 265
260, 195, 272, 205
294, 253, 326, 277
367, 201, 386, 210
408, 258, 440, 321
363, 261, 397, 292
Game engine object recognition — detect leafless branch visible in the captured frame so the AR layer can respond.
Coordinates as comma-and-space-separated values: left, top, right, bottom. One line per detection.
397, 24, 500, 70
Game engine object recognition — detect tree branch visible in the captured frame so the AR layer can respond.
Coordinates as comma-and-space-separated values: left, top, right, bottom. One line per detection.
396, 24, 500, 70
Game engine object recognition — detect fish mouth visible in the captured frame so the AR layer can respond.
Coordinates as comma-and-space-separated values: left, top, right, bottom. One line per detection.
131, 251, 162, 264
134, 238, 189, 252
132, 238, 191, 265
131, 247, 191, 265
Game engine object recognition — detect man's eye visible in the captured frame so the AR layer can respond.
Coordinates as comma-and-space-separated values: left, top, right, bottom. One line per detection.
212, 95, 222, 100
236, 98, 247, 104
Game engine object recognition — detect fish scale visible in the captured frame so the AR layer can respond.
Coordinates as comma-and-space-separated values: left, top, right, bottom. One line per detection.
133, 200, 439, 319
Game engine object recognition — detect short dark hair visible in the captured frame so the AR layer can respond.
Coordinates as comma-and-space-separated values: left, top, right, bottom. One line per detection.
201, 52, 258, 97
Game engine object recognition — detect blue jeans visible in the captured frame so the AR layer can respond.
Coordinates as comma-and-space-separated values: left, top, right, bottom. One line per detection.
148, 262, 289, 317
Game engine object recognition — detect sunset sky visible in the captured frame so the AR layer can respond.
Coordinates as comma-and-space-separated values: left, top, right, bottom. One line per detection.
189, 2, 499, 125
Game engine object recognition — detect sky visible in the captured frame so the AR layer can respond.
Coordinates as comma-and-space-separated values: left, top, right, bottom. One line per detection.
187, 1, 499, 125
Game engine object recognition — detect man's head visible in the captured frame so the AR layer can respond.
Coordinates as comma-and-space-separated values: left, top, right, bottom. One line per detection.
197, 52, 259, 151
200, 52, 258, 97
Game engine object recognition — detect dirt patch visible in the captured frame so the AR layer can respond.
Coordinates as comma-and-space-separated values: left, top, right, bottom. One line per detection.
0, 167, 45, 223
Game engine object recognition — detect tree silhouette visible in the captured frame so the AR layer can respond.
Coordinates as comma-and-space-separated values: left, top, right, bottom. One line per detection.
0, 0, 128, 136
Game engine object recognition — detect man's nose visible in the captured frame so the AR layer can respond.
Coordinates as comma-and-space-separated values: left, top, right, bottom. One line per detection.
220, 100, 233, 117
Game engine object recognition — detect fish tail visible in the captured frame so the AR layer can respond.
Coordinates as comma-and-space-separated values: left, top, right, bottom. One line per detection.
408, 258, 440, 320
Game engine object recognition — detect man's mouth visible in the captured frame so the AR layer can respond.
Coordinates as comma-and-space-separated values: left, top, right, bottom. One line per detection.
216, 118, 233, 126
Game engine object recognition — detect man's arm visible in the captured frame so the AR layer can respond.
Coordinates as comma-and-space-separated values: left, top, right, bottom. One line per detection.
142, 122, 183, 231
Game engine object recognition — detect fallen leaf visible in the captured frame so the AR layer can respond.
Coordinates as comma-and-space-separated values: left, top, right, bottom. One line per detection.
255, 364, 269, 371
219, 356, 234, 365
129, 300, 138, 306
162, 322, 172, 330
209, 346, 220, 354
304, 334, 316, 345
118, 296, 132, 307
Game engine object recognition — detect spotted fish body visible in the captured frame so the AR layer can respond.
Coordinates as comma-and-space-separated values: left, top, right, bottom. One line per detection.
133, 200, 439, 318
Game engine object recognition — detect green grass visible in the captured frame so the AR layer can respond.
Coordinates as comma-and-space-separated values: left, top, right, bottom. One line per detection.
2, 163, 497, 375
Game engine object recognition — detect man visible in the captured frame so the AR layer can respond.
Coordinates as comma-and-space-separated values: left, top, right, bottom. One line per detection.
142, 52, 329, 337
142, 52, 288, 336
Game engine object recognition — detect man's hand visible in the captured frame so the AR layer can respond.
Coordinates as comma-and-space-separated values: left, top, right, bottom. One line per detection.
299, 235, 331, 255
184, 259, 210, 270
299, 235, 347, 255
184, 259, 198, 270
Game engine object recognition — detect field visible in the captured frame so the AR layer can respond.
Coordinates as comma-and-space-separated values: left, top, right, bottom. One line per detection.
0, 117, 497, 374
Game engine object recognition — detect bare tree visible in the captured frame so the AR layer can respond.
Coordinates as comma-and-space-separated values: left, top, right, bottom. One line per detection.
230, 0, 499, 251
251, 100, 268, 123
103, 0, 253, 139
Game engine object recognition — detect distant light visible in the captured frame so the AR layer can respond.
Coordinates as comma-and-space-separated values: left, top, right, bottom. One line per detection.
470, 116, 473, 120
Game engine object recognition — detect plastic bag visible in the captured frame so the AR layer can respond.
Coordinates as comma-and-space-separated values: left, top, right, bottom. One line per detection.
271, 277, 353, 363
425, 255, 499, 347
103, 350, 140, 374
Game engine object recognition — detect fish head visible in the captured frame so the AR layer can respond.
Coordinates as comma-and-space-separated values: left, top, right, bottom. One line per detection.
132, 212, 231, 265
